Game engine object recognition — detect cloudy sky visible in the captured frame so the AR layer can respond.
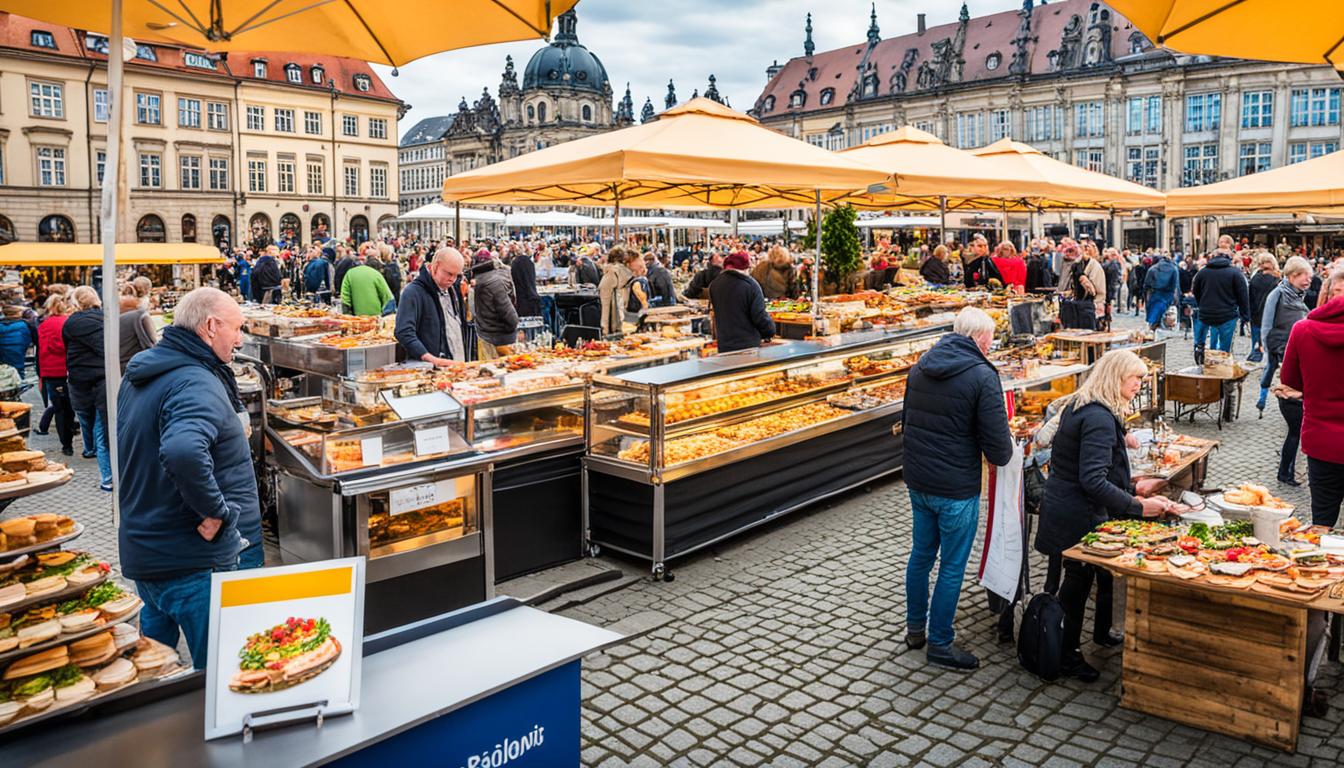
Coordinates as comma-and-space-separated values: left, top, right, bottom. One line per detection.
377, 0, 1025, 140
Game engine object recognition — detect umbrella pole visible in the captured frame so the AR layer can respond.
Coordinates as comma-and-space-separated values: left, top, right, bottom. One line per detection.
731, 208, 739, 239
939, 195, 948, 247
101, 0, 124, 524
454, 202, 461, 245
1001, 199, 1008, 246
812, 189, 821, 317
614, 196, 621, 243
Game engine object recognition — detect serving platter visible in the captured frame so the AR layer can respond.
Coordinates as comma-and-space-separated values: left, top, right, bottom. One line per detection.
0, 567, 109, 616
0, 524, 84, 562
0, 601, 141, 665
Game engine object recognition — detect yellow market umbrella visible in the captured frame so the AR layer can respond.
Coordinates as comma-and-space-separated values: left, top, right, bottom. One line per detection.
1164, 148, 1344, 216
439, 97, 891, 209
0, 243, 225, 267
969, 139, 1167, 211
1107, 0, 1344, 71
0, 0, 580, 68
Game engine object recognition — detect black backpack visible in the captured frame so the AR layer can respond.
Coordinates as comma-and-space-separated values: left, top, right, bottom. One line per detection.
1017, 592, 1065, 681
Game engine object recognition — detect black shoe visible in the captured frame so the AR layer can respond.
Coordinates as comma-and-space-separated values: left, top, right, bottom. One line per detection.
1278, 476, 1302, 487
81, 451, 96, 459
1305, 686, 1330, 718
31, 428, 48, 436
1061, 655, 1100, 683
61, 446, 73, 457
905, 629, 926, 650
927, 642, 979, 671
1093, 629, 1123, 648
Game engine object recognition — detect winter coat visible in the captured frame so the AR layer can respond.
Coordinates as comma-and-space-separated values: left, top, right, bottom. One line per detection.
708, 269, 775, 353
1034, 401, 1142, 557
684, 264, 721, 300
900, 333, 1014, 500
993, 257, 1027, 290
920, 257, 951, 286
472, 260, 519, 345
333, 256, 357, 295
1192, 254, 1250, 325
249, 255, 283, 304
117, 326, 257, 581
1249, 272, 1279, 327
510, 255, 542, 317
63, 308, 106, 412
0, 318, 33, 376
303, 257, 332, 295
750, 260, 797, 300
395, 267, 471, 362
1143, 257, 1179, 303
1281, 297, 1344, 464
118, 309, 157, 372
1025, 255, 1054, 292
37, 315, 68, 379
598, 262, 634, 334
963, 255, 1004, 289
1260, 278, 1309, 360
1103, 260, 1123, 303
647, 263, 678, 307
572, 257, 602, 287
382, 260, 403, 303
340, 264, 393, 316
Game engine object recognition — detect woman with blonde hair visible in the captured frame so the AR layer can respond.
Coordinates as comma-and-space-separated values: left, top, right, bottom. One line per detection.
1034, 350, 1171, 681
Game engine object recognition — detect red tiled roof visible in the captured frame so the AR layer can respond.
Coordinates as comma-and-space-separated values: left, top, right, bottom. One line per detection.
756, 0, 1140, 118
228, 50, 398, 102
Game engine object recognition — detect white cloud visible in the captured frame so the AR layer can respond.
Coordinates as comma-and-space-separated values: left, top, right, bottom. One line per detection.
377, 0, 1024, 140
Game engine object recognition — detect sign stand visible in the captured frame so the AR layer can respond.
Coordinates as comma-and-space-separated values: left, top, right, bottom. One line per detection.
241, 699, 330, 745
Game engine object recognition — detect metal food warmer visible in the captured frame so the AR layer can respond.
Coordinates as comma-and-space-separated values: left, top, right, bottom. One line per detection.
584, 326, 946, 580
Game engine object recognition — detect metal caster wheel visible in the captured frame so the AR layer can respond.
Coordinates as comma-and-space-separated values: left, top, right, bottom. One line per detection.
585, 543, 602, 558
652, 564, 672, 582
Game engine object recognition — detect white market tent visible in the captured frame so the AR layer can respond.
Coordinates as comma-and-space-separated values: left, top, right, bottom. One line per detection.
504, 210, 599, 227
397, 203, 506, 223
856, 215, 942, 229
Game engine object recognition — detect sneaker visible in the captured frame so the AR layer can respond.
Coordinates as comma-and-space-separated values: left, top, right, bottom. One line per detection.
99, 481, 113, 492
1061, 655, 1100, 683
926, 642, 979, 671
81, 450, 97, 459
905, 629, 926, 650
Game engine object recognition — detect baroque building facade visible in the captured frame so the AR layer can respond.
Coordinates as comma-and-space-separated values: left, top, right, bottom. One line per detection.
0, 11, 402, 247
753, 1, 1344, 249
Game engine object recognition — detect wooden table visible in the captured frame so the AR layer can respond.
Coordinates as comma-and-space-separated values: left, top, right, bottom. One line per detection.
1065, 546, 1344, 752
1129, 435, 1218, 493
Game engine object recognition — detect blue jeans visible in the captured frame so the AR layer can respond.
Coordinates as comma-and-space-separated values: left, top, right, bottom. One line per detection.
1248, 324, 1263, 361
76, 406, 111, 485
905, 490, 980, 648
1199, 318, 1237, 353
1145, 293, 1171, 328
136, 560, 238, 670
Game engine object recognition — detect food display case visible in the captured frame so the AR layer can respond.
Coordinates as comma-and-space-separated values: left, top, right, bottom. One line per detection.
268, 335, 399, 378
584, 326, 947, 580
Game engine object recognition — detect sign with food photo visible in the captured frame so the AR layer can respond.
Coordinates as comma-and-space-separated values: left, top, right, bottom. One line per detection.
204, 558, 365, 740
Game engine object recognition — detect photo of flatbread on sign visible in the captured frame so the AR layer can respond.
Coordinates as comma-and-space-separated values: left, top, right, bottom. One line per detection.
228, 617, 341, 694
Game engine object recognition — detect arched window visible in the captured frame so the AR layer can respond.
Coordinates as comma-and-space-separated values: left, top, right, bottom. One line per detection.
249, 212, 272, 247
311, 213, 331, 241
537, 101, 547, 123
181, 213, 197, 242
820, 88, 835, 106
38, 214, 74, 242
582, 104, 592, 122
349, 215, 369, 244
279, 213, 301, 245
527, 104, 535, 121
136, 214, 166, 243
0, 215, 15, 244
211, 215, 231, 247
761, 96, 775, 114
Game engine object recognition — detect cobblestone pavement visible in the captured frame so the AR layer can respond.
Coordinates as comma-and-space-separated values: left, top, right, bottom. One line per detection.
16, 314, 1339, 766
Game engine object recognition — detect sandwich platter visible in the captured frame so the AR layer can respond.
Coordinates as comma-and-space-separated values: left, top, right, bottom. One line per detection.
0, 600, 141, 665
0, 468, 74, 501
0, 567, 108, 617
0, 524, 84, 562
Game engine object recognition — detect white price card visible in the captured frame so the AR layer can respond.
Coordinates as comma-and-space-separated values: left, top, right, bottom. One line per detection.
414, 426, 450, 457
360, 436, 383, 466
389, 482, 439, 516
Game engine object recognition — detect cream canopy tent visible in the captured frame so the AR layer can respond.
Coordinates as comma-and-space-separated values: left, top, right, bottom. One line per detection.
397, 203, 505, 223
504, 211, 598, 227
968, 139, 1168, 211
0, 243, 225, 266
1164, 148, 1344, 216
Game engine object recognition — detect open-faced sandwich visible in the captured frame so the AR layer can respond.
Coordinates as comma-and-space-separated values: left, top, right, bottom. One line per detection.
92, 657, 136, 690
229, 617, 340, 694
51, 663, 95, 705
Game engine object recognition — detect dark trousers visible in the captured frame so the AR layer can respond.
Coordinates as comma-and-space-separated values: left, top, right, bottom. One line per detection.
1278, 397, 1303, 482
1058, 560, 1102, 656
41, 378, 75, 451
1308, 456, 1344, 528
1261, 349, 1281, 390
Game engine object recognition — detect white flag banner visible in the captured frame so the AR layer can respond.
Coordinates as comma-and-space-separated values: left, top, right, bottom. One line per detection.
978, 442, 1025, 603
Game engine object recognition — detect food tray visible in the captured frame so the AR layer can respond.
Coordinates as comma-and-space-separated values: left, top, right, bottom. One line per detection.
0, 524, 83, 562
1207, 493, 1294, 516
0, 469, 75, 501
0, 567, 108, 616
0, 652, 190, 737
0, 601, 141, 665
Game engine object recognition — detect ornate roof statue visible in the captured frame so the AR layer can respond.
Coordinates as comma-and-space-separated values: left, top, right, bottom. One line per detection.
665, 79, 677, 110
704, 74, 723, 104
1009, 0, 1036, 75
867, 3, 881, 47
804, 13, 815, 60
616, 83, 635, 124
641, 97, 655, 123
499, 54, 519, 96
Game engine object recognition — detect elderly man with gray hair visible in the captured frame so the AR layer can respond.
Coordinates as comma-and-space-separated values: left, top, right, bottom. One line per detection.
900, 306, 1013, 671
116, 287, 260, 669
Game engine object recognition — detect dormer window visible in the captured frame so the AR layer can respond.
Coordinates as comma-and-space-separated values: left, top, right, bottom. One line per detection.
353, 74, 371, 92
1129, 32, 1149, 55
183, 52, 215, 70
30, 31, 56, 49
820, 88, 835, 106
986, 52, 1002, 71
310, 65, 324, 85
135, 45, 156, 62
861, 75, 878, 98
761, 95, 775, 113
285, 64, 301, 84
790, 91, 806, 108
252, 60, 267, 78
85, 34, 109, 54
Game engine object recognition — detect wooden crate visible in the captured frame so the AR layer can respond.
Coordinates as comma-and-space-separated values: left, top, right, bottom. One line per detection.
1121, 577, 1305, 752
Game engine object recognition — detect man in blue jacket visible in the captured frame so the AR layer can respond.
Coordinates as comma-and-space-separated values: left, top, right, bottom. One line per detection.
901, 307, 1013, 671
1143, 253, 1180, 331
1192, 236, 1250, 354
303, 246, 334, 303
117, 287, 260, 669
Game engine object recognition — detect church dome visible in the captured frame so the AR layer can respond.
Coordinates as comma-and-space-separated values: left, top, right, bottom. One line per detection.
522, 11, 609, 94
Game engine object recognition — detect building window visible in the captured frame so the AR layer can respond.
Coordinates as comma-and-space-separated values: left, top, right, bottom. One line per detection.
1126, 145, 1160, 188
955, 112, 983, 149
93, 89, 109, 122
29, 81, 64, 118
1290, 87, 1341, 127
248, 159, 267, 192
285, 64, 301, 84
180, 155, 201, 189
307, 162, 324, 195
368, 118, 387, 140
342, 115, 358, 136
182, 214, 197, 242
1024, 105, 1060, 141
1074, 148, 1104, 173
1241, 90, 1273, 129
178, 97, 201, 128
1288, 141, 1338, 164
310, 66, 324, 85
789, 91, 805, 108
134, 45, 156, 62
1126, 95, 1160, 134
1074, 100, 1104, 138
1182, 143, 1219, 186
819, 88, 835, 106
207, 102, 228, 131
36, 147, 66, 186
136, 92, 161, 125
85, 34, 109, 54
986, 52, 1002, 71
274, 108, 295, 133
252, 60, 267, 78
136, 214, 165, 243
353, 74, 371, 92
183, 52, 215, 70
1238, 142, 1272, 175
344, 164, 359, 196
989, 109, 1011, 141
538, 101, 548, 123
304, 111, 322, 135
277, 160, 295, 193
208, 157, 229, 190
30, 30, 57, 49
582, 104, 593, 122
139, 152, 162, 188
370, 166, 387, 198
38, 215, 74, 242
246, 105, 264, 131
96, 150, 106, 185
761, 96, 775, 114
527, 104, 535, 121
1184, 92, 1221, 132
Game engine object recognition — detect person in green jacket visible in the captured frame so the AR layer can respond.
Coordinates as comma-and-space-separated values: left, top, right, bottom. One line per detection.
340, 262, 393, 316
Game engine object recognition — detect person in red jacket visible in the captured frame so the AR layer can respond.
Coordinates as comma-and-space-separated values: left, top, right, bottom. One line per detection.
1281, 270, 1344, 526
36, 294, 76, 456
991, 242, 1027, 292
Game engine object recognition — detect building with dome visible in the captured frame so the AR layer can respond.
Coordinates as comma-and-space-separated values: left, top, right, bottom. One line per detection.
399, 11, 649, 216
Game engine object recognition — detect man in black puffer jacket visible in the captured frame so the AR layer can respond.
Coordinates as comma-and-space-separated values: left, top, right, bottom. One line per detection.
1192, 238, 1250, 354
901, 307, 1013, 672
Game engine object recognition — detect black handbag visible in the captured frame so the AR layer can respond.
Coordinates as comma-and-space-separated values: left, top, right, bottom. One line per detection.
1018, 592, 1066, 681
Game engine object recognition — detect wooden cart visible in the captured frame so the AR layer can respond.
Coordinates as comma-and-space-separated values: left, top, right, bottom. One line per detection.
1165, 365, 1250, 429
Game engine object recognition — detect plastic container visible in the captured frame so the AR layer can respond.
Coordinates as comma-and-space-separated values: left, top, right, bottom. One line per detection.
1250, 506, 1292, 548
